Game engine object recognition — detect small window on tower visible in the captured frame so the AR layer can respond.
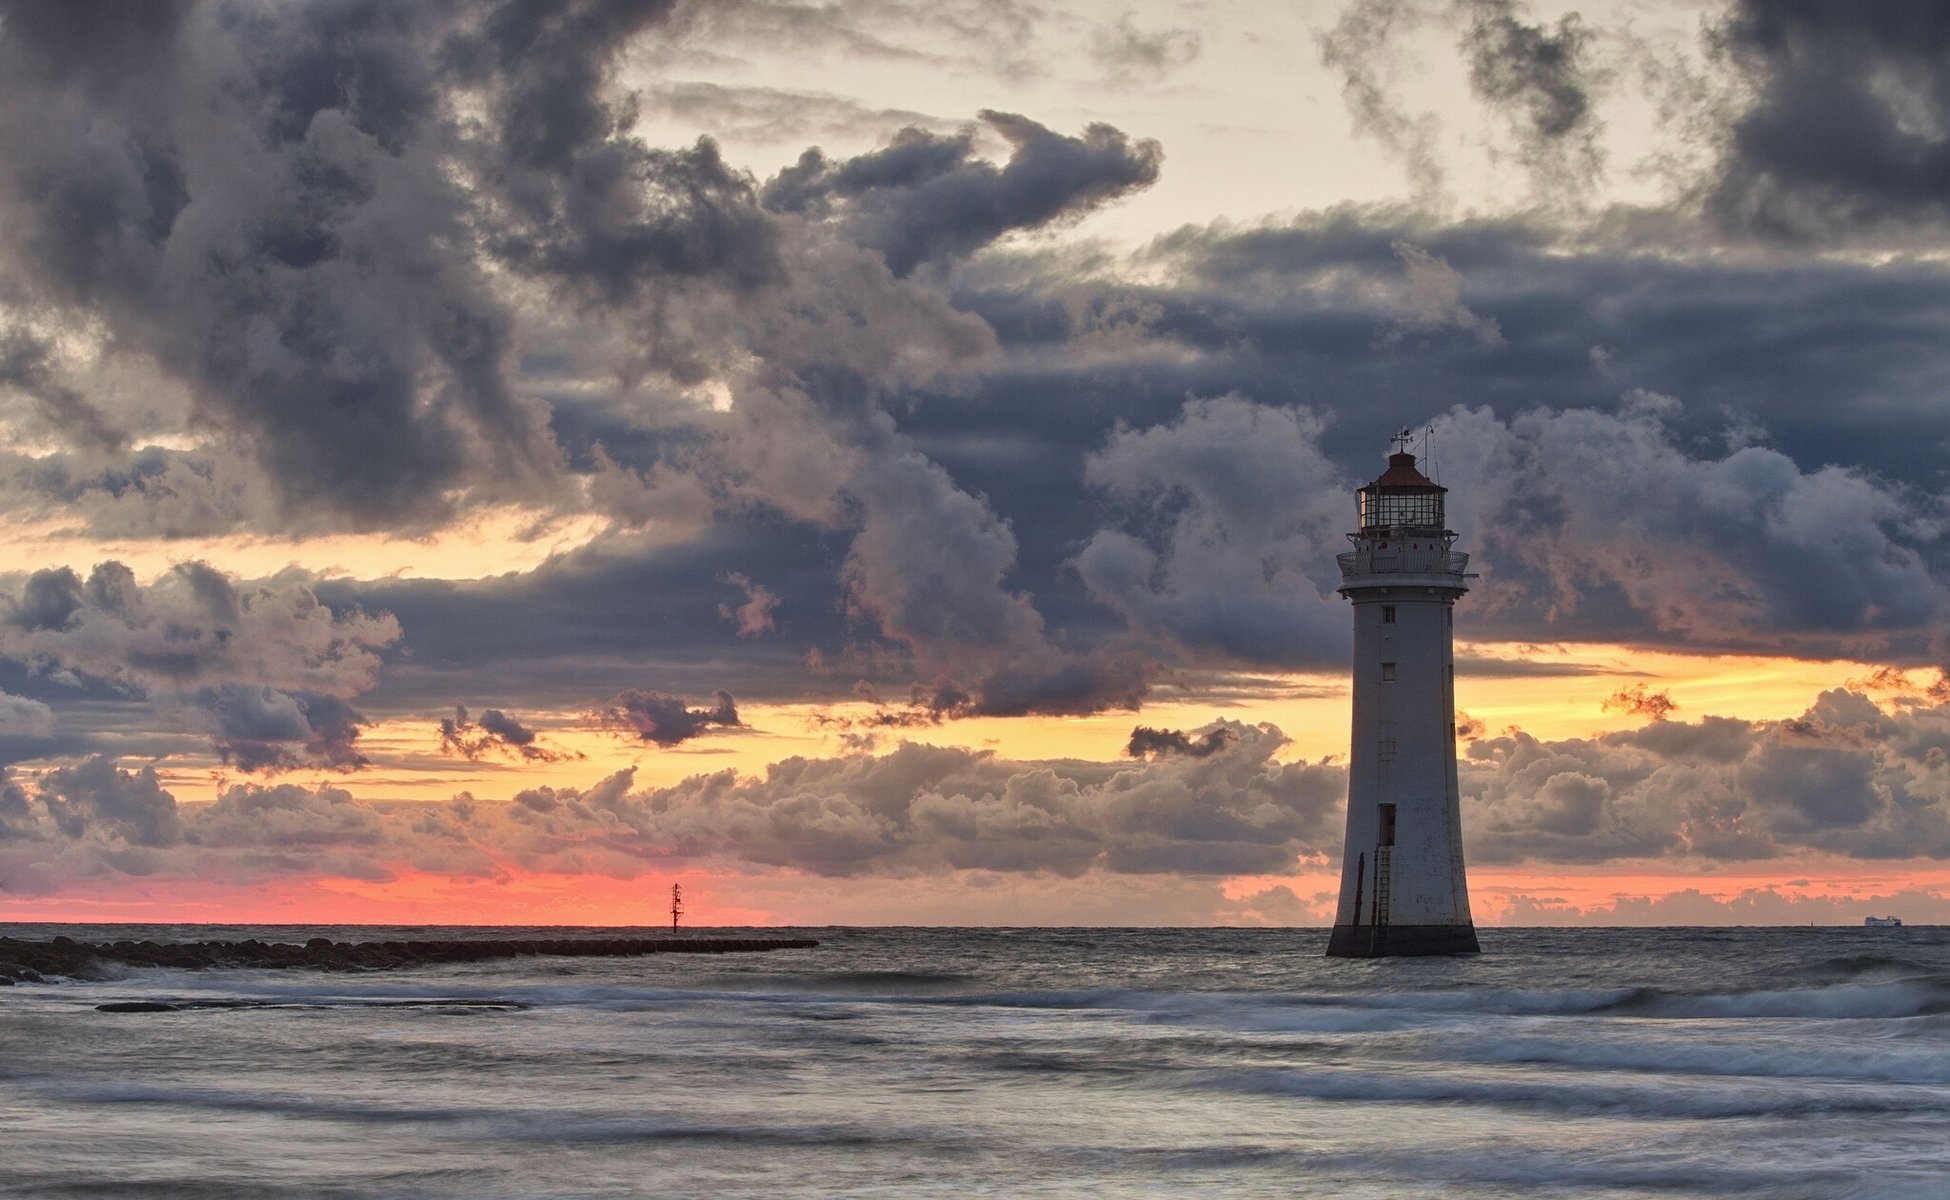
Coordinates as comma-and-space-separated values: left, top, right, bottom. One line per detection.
1381, 662, 1397, 682
1382, 605, 1396, 624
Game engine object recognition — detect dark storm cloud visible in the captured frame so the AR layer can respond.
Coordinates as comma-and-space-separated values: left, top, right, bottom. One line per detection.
312, 198, 1950, 721
317, 524, 845, 713
930, 210, 1950, 664
3, 0, 1948, 796
762, 112, 1163, 276
1077, 396, 1350, 669
0, 0, 556, 530
0, 0, 820, 532
1434, 399, 1945, 653
438, 704, 574, 763
1709, 0, 1950, 238
598, 688, 742, 747
0, 0, 1164, 727
0, 327, 126, 452
0, 690, 57, 771
201, 685, 369, 774
1126, 725, 1237, 760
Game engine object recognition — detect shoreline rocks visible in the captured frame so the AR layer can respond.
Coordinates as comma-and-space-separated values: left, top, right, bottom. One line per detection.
0, 934, 819, 982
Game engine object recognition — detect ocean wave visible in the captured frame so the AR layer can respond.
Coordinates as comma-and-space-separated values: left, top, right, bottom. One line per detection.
1192, 1064, 1950, 1119
1444, 1029, 1950, 1086
1597, 980, 1950, 1020
1169, 979, 1950, 1024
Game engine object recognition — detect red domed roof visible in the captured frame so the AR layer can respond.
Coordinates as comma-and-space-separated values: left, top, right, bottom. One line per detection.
1364, 452, 1444, 492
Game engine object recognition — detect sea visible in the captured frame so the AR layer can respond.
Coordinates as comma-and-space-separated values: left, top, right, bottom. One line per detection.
2, 925, 1947, 1199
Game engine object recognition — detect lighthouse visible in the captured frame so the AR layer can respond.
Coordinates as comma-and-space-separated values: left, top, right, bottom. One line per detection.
1326, 433, 1480, 957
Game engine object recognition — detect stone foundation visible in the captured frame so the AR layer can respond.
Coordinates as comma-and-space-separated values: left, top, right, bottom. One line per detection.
1326, 923, 1480, 958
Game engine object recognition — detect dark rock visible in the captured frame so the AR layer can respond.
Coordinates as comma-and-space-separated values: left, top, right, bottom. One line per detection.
0, 934, 818, 978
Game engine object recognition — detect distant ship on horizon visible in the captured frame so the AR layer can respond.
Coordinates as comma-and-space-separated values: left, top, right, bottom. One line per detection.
1864, 915, 1903, 928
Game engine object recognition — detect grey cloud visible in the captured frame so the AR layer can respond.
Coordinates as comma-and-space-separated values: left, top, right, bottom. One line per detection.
1457, 0, 1602, 192
1077, 396, 1351, 668
200, 685, 369, 775
1387, 240, 1502, 343
0, 0, 1172, 725
11, 567, 85, 633
0, 1, 566, 530
762, 112, 1162, 276
841, 447, 1047, 667
1089, 14, 1202, 83
718, 572, 779, 637
2, 720, 1343, 884
0, 560, 399, 697
489, 133, 782, 303
1126, 725, 1237, 759
965, 650, 1153, 719
1432, 399, 1947, 651
1456, 653, 1627, 678
0, 443, 269, 540
1317, 0, 1447, 201
1709, 0, 1950, 238
0, 0, 826, 534
0, 559, 397, 770
284, 719, 1345, 880
0, 689, 57, 770
11, 684, 1950, 887
1463, 687, 1950, 864
592, 720, 1341, 878
0, 326, 126, 452
836, 440, 1155, 718
439, 704, 575, 763
599, 688, 742, 746
333, 205, 1950, 720
35, 754, 179, 847
188, 780, 382, 850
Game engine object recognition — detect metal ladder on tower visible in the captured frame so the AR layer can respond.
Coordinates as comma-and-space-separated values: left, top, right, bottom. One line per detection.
1372, 846, 1392, 927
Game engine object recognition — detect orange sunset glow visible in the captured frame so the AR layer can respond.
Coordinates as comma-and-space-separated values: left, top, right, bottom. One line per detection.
1, 0, 1946, 931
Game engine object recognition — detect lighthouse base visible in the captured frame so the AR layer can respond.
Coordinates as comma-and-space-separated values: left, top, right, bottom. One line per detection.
1326, 923, 1480, 958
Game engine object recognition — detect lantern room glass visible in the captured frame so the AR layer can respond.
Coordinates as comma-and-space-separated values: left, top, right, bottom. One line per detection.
1360, 489, 1444, 530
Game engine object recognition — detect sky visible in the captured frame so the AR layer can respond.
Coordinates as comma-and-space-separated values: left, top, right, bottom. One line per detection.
1, 0, 1948, 927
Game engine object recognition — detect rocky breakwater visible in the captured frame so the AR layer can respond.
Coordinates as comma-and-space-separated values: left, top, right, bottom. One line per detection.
0, 934, 819, 982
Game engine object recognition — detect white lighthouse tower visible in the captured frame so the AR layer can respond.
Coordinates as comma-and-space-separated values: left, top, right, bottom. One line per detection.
1326, 433, 1479, 957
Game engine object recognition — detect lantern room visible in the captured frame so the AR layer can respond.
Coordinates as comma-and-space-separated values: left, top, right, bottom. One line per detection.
1357, 451, 1447, 536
